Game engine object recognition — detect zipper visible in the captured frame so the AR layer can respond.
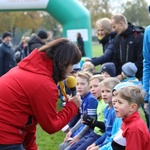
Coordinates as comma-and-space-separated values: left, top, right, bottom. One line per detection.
126, 45, 129, 62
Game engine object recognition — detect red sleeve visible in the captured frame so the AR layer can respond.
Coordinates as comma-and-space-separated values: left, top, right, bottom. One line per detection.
23, 126, 37, 150
29, 80, 78, 134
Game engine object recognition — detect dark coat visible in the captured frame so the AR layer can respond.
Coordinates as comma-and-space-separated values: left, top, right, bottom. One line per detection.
0, 42, 16, 76
77, 37, 85, 56
91, 32, 116, 66
113, 23, 144, 79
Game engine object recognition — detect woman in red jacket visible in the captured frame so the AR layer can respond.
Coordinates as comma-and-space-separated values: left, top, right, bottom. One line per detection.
0, 38, 82, 150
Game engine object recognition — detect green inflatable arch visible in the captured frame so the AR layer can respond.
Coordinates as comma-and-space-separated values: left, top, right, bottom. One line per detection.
0, 0, 92, 57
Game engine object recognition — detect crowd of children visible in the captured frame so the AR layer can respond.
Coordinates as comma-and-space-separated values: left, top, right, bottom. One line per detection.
58, 59, 150, 150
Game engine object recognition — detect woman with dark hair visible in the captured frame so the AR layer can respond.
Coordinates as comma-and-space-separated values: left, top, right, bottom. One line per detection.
77, 32, 85, 56
0, 38, 82, 150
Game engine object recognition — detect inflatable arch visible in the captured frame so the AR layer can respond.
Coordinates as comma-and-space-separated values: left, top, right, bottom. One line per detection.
0, 0, 92, 57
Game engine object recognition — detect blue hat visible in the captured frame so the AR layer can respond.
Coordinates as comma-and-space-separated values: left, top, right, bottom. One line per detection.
100, 62, 116, 77
113, 82, 134, 91
122, 62, 137, 77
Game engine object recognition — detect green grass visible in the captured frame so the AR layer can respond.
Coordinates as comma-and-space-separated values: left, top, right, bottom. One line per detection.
36, 44, 103, 150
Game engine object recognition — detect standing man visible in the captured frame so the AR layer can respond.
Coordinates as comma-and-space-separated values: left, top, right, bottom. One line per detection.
111, 14, 144, 81
0, 31, 16, 76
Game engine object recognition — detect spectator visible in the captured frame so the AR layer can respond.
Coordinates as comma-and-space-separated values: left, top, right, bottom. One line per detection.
111, 14, 144, 80
25, 30, 48, 55
85, 18, 116, 70
0, 31, 16, 76
77, 32, 85, 57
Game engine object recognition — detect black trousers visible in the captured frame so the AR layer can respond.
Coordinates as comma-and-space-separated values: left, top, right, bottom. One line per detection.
0, 144, 24, 150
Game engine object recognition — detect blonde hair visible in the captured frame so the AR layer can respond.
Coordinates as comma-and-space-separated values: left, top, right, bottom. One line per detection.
116, 86, 145, 107
89, 74, 105, 83
82, 62, 95, 74
111, 14, 127, 24
96, 18, 112, 34
76, 71, 93, 83
100, 77, 120, 90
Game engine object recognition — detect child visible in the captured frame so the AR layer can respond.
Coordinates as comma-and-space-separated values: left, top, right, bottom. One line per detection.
68, 74, 106, 149
59, 71, 98, 150
100, 62, 116, 77
112, 85, 150, 150
82, 61, 96, 74
69, 77, 120, 150
121, 62, 141, 85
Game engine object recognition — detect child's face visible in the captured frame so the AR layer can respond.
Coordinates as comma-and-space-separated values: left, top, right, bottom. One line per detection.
113, 94, 133, 118
101, 85, 112, 104
89, 78, 101, 99
76, 76, 89, 97
101, 71, 111, 78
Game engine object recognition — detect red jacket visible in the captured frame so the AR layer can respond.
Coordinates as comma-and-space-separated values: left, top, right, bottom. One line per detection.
121, 111, 150, 150
0, 49, 78, 149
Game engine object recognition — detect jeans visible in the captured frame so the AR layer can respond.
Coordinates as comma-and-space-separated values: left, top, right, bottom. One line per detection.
0, 144, 24, 150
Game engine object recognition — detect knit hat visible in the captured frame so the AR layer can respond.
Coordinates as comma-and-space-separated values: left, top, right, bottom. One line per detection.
37, 30, 48, 39
100, 62, 116, 77
122, 62, 137, 77
2, 32, 11, 39
113, 82, 134, 91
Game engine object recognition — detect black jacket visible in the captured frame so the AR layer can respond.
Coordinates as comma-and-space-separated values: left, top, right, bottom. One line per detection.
0, 42, 16, 76
113, 23, 144, 79
91, 32, 116, 66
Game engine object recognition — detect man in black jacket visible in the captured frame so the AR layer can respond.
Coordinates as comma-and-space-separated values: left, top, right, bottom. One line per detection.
111, 14, 144, 80
0, 32, 16, 76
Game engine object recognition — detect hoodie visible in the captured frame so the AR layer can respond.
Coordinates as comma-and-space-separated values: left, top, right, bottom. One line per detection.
0, 49, 78, 149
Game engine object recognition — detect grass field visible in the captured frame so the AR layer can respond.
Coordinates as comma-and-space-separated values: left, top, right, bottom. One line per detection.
36, 44, 103, 150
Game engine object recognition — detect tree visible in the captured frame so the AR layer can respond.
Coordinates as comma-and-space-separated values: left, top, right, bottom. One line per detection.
122, 0, 150, 26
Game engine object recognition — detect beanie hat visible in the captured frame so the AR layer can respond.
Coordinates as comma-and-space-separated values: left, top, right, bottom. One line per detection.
100, 62, 116, 77
2, 32, 11, 39
37, 30, 48, 39
122, 62, 137, 77
113, 82, 134, 91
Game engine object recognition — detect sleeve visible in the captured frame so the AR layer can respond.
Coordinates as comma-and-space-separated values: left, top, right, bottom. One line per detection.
142, 26, 150, 101
71, 119, 82, 133
112, 36, 121, 75
0, 47, 4, 76
29, 80, 78, 134
77, 125, 91, 139
91, 120, 105, 132
23, 126, 37, 150
94, 132, 107, 146
91, 39, 114, 66
134, 32, 144, 78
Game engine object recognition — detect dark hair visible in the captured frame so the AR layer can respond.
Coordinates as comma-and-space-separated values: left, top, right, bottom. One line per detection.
39, 38, 82, 83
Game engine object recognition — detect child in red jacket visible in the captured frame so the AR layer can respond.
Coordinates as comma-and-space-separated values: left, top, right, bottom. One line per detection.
112, 85, 150, 150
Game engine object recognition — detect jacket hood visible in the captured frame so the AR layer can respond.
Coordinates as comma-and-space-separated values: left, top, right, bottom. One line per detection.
18, 49, 53, 77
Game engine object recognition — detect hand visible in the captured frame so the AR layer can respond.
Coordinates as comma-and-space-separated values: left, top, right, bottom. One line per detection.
85, 58, 91, 61
82, 114, 94, 126
68, 135, 80, 146
69, 93, 81, 108
144, 102, 149, 114
86, 143, 96, 150
64, 131, 72, 142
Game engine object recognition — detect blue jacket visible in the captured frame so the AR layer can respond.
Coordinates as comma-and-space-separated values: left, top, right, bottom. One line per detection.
91, 32, 116, 66
143, 25, 150, 101
0, 42, 16, 76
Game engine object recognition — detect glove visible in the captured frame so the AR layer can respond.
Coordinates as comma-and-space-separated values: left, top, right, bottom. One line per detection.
82, 114, 94, 126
